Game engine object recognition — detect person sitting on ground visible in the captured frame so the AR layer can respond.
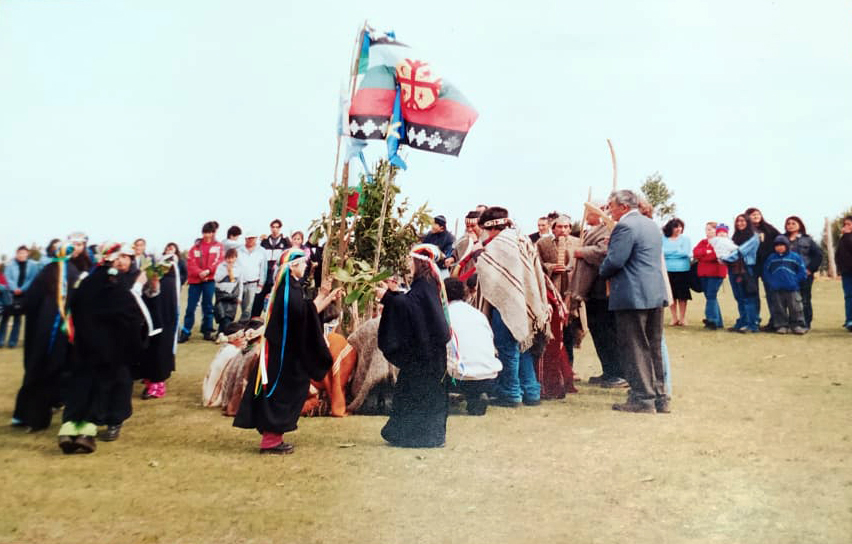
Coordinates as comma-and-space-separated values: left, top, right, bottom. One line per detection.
444, 277, 502, 415
763, 235, 808, 335
202, 323, 246, 407
221, 319, 265, 417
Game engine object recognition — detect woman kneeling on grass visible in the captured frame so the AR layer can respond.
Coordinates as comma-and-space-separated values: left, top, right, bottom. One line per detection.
233, 249, 341, 454
374, 244, 452, 448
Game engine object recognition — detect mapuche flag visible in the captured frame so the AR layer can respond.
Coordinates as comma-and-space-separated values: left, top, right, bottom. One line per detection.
348, 29, 478, 157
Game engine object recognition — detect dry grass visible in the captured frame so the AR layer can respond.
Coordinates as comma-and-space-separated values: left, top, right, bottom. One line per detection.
1, 279, 850, 543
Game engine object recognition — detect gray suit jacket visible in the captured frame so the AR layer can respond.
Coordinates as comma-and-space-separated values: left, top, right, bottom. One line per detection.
599, 210, 669, 311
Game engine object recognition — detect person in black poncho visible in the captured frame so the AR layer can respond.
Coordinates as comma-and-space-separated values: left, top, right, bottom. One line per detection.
233, 248, 341, 454
58, 243, 150, 454
11, 236, 91, 431
375, 243, 452, 448
137, 253, 182, 399
744, 207, 781, 330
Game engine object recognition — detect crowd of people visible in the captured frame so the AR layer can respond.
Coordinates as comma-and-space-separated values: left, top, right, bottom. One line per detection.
2, 194, 851, 454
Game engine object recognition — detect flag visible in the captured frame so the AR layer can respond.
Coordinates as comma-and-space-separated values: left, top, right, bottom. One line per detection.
348, 28, 478, 157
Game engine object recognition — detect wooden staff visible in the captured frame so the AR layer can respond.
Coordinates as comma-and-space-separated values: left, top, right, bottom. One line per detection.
322, 20, 368, 282
607, 138, 617, 191
372, 167, 393, 272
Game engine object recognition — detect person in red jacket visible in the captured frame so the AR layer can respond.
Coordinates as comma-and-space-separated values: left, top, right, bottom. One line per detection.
693, 222, 729, 330
179, 221, 224, 342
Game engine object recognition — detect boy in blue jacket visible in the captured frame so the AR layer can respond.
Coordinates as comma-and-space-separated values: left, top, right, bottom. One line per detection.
763, 235, 808, 334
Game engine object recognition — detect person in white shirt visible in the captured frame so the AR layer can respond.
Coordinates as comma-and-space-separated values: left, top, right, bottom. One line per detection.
238, 231, 265, 323
444, 277, 502, 415
214, 248, 244, 333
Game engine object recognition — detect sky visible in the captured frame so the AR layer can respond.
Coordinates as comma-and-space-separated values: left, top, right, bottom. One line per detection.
1, 0, 850, 259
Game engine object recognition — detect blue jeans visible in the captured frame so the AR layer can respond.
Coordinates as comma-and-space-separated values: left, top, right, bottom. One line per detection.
842, 273, 852, 327
0, 313, 22, 347
182, 281, 216, 335
491, 308, 540, 403
729, 272, 759, 331
700, 276, 724, 328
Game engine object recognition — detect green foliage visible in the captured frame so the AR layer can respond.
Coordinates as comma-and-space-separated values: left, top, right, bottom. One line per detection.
27, 244, 42, 262
310, 159, 432, 326
819, 205, 852, 273
640, 172, 676, 221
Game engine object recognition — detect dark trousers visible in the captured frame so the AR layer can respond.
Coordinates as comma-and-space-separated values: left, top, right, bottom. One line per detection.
251, 274, 274, 317
453, 379, 494, 415
586, 298, 622, 379
614, 307, 665, 405
769, 290, 805, 329
799, 275, 814, 327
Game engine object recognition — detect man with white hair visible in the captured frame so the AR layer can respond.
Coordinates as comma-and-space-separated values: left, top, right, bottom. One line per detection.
599, 190, 669, 414
570, 201, 627, 388
237, 230, 265, 324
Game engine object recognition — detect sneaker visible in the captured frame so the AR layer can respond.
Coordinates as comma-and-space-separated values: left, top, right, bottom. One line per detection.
9, 417, 25, 427
601, 377, 630, 389
491, 397, 522, 408
522, 398, 541, 406
203, 332, 217, 342
587, 375, 606, 385
655, 398, 671, 414
791, 326, 807, 335
178, 331, 190, 343
775, 327, 790, 335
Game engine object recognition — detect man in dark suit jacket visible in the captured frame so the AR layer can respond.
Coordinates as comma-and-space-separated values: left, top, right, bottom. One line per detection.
599, 190, 669, 413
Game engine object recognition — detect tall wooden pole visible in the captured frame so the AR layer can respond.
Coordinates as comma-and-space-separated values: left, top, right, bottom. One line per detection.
322, 21, 368, 282
825, 217, 837, 278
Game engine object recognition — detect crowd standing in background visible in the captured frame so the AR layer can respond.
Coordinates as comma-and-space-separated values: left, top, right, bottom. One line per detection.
1, 197, 849, 456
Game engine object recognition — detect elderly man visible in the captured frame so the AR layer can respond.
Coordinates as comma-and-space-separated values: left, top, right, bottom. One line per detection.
599, 190, 669, 414
238, 230, 265, 324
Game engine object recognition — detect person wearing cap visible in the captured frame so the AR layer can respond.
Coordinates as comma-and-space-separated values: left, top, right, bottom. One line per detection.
692, 222, 728, 330
237, 230, 265, 324
0, 245, 39, 349
180, 221, 224, 342
10, 237, 91, 430
59, 243, 150, 453
422, 215, 455, 270
762, 235, 808, 334
374, 244, 452, 447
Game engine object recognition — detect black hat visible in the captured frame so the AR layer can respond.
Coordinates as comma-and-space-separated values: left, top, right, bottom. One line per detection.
434, 215, 447, 228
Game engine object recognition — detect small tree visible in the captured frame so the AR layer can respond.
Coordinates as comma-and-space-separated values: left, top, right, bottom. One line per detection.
640, 172, 676, 222
309, 158, 432, 333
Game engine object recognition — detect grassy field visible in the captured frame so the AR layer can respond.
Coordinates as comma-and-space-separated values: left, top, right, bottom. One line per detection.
1, 279, 850, 544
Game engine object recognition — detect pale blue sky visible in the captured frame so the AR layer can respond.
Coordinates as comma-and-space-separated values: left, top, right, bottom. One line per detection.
1, 0, 849, 258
